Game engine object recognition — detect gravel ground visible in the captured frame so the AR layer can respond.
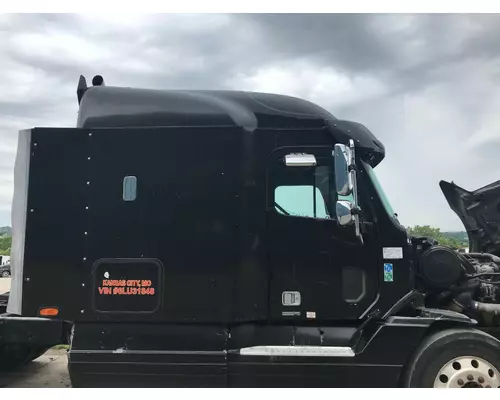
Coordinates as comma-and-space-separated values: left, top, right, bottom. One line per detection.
0, 349, 70, 388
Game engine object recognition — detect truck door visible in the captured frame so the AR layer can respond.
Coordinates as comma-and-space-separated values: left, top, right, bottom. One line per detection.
267, 146, 380, 321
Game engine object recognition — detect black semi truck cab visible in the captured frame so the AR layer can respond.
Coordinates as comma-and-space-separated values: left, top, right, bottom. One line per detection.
2, 75, 500, 388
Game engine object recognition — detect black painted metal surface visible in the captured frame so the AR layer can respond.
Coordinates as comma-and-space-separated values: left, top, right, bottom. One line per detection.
11, 85, 425, 387
0, 315, 64, 347
18, 121, 406, 323
68, 319, 434, 387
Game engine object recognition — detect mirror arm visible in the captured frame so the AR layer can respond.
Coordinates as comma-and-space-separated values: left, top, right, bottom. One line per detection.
355, 225, 364, 244
333, 141, 364, 245
350, 206, 361, 215
348, 139, 364, 244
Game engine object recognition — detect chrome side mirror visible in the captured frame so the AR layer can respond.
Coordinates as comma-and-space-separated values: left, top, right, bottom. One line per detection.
334, 139, 363, 243
333, 144, 353, 196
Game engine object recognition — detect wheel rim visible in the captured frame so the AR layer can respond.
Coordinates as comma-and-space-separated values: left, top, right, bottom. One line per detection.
433, 356, 500, 388
2, 272, 8, 277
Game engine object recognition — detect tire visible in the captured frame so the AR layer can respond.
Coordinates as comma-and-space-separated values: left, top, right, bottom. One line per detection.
404, 328, 500, 388
2, 271, 9, 278
0, 344, 49, 371
25, 346, 49, 363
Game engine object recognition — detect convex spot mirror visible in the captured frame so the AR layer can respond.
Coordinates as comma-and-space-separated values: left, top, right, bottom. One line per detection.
334, 143, 353, 196
336, 200, 355, 226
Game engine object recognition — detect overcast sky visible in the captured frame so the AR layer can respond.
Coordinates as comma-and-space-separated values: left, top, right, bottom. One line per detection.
1, 13, 499, 231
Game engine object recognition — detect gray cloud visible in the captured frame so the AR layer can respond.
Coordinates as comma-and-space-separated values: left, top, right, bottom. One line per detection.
1, 13, 500, 231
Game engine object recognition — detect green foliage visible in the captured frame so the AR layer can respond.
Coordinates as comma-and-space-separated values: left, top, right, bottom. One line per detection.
407, 225, 469, 249
0, 226, 12, 236
0, 234, 11, 256
442, 231, 469, 242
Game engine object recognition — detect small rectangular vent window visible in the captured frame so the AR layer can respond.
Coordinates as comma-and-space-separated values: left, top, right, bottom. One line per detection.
123, 176, 137, 202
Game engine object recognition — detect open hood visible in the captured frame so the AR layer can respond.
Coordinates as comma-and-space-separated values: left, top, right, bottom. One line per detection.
440, 180, 500, 256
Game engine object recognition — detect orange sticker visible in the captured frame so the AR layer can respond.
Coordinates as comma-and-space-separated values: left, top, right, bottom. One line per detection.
97, 279, 156, 296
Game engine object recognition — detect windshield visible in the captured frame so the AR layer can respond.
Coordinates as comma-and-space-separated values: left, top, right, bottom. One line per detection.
362, 161, 396, 218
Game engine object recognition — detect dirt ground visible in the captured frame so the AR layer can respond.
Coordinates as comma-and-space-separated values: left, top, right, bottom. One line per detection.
0, 277, 10, 294
0, 278, 71, 387
0, 349, 70, 388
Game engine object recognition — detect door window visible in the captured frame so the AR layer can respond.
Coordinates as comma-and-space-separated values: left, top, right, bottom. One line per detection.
275, 185, 330, 219
272, 157, 334, 220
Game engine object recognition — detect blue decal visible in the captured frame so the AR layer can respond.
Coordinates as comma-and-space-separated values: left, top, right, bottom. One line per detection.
384, 263, 394, 282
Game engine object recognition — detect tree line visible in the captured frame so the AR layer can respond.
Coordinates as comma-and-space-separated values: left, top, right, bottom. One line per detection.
407, 225, 468, 249
0, 234, 11, 256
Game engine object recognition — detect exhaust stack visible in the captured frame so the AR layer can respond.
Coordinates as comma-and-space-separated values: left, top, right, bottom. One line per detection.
92, 75, 105, 87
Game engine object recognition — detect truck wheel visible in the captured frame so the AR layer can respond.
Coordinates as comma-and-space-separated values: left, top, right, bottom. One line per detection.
0, 344, 49, 370
404, 328, 500, 388
25, 346, 49, 363
2, 271, 9, 277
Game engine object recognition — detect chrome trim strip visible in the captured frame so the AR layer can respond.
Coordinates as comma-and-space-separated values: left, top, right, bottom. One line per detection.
239, 346, 355, 357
